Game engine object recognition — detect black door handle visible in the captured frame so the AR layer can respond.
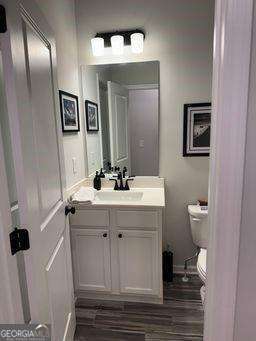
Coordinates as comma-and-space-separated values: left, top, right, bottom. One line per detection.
103, 233, 108, 238
65, 205, 76, 216
118, 233, 123, 238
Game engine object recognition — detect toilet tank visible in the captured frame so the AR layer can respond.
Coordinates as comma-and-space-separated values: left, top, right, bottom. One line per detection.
188, 205, 208, 249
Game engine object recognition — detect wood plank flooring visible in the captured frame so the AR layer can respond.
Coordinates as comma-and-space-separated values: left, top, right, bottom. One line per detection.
74, 274, 204, 341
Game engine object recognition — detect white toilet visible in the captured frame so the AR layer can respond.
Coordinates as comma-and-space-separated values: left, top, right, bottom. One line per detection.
188, 205, 208, 303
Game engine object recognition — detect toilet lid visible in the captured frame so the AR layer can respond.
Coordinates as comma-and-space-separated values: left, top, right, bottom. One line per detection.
197, 248, 207, 280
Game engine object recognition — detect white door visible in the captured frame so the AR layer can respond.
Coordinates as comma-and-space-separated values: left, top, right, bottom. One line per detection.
108, 81, 130, 172
0, 92, 23, 322
71, 228, 111, 292
0, 1, 75, 340
117, 230, 159, 295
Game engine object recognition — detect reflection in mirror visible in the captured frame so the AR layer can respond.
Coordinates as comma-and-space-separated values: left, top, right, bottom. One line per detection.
81, 61, 159, 177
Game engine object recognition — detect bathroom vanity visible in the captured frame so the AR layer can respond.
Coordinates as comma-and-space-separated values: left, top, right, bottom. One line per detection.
69, 177, 165, 304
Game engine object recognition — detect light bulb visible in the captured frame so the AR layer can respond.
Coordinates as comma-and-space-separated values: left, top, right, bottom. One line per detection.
130, 33, 144, 54
91, 37, 104, 56
111, 35, 124, 55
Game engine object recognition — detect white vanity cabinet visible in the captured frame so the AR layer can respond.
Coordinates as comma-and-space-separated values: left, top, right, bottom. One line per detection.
117, 229, 159, 295
71, 228, 111, 292
70, 206, 163, 304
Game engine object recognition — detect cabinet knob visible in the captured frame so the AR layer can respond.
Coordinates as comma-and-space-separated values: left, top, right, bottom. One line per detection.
103, 233, 108, 238
118, 233, 123, 238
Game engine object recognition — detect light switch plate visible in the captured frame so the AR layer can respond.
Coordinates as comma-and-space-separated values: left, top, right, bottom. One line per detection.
72, 157, 77, 174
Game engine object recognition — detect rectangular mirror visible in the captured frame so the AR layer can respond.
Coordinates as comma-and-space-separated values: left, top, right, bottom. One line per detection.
81, 61, 159, 176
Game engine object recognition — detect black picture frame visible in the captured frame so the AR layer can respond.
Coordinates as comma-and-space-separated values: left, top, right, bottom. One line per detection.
183, 102, 211, 157
59, 90, 80, 132
85, 100, 99, 132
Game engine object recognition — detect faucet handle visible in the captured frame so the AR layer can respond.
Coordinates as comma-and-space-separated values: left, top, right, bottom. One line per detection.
124, 178, 134, 191
122, 166, 127, 178
109, 178, 119, 190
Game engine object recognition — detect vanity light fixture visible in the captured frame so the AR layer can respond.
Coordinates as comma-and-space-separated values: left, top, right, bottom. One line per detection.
130, 32, 144, 54
91, 37, 104, 56
111, 35, 124, 55
92, 29, 145, 56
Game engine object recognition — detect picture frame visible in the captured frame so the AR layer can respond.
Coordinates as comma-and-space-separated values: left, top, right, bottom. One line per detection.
85, 100, 99, 132
59, 90, 80, 132
183, 103, 211, 157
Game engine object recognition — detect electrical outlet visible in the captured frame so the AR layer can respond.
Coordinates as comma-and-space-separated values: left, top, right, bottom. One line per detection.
72, 157, 77, 174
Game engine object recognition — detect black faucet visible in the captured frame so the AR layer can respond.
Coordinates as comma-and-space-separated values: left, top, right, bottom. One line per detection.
110, 172, 134, 191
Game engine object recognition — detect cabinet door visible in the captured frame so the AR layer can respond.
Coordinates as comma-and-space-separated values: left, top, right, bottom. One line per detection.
72, 228, 111, 292
117, 230, 159, 295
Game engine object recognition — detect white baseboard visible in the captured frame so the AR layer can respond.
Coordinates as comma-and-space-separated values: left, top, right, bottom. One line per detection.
173, 265, 198, 275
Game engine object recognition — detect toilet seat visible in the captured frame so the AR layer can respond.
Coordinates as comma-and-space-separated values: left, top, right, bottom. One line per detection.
197, 248, 207, 282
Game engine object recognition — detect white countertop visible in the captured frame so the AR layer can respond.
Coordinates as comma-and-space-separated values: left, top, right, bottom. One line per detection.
70, 177, 165, 208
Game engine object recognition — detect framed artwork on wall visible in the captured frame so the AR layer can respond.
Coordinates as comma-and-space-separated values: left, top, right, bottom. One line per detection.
85, 100, 99, 132
59, 90, 80, 132
183, 103, 211, 156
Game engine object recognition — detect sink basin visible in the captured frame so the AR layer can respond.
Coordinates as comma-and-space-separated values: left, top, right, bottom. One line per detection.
95, 191, 143, 202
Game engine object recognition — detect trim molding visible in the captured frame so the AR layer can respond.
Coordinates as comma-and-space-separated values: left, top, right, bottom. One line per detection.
126, 84, 159, 90
204, 1, 254, 340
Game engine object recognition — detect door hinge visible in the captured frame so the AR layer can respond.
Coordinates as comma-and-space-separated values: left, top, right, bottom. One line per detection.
9, 228, 30, 255
0, 5, 7, 33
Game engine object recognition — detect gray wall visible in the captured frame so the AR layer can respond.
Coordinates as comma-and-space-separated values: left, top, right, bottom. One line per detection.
81, 65, 112, 175
129, 89, 159, 176
75, 0, 213, 266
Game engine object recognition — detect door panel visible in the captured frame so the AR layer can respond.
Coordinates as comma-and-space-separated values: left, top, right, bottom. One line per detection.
116, 95, 128, 161
118, 230, 159, 295
72, 228, 111, 292
24, 21, 61, 219
0, 1, 75, 339
108, 81, 130, 172
46, 236, 70, 341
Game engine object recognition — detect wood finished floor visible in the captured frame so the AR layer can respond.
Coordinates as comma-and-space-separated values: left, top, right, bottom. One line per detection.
74, 275, 204, 341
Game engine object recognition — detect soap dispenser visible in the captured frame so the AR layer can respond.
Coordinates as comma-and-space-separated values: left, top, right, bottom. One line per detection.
93, 171, 101, 190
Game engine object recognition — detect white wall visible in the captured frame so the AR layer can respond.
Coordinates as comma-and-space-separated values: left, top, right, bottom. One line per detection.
109, 61, 158, 85
75, 0, 214, 266
36, 0, 86, 190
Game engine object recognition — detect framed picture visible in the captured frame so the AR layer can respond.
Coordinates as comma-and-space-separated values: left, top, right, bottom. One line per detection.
59, 90, 80, 132
183, 103, 211, 156
85, 100, 99, 132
